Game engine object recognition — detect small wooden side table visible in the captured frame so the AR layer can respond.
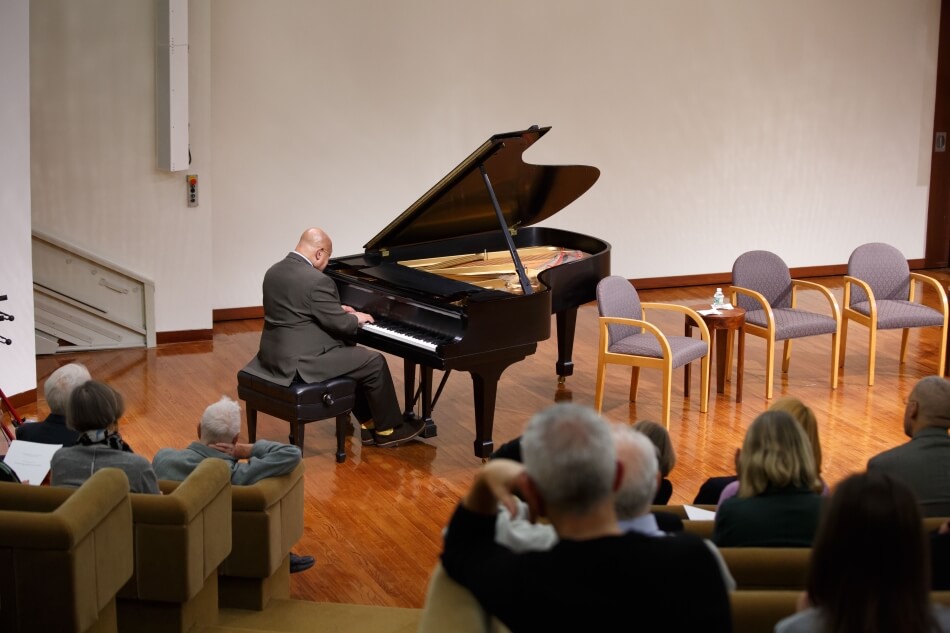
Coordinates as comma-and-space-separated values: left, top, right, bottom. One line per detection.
684, 306, 745, 403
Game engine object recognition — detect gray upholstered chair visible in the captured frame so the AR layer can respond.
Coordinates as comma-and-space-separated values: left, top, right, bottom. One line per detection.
729, 251, 841, 399
841, 243, 948, 386
594, 276, 710, 427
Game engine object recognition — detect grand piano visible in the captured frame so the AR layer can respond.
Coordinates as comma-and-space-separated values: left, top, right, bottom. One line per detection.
325, 126, 610, 458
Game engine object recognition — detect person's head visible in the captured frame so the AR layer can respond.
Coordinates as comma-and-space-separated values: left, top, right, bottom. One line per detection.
631, 420, 676, 478
198, 396, 242, 445
768, 396, 822, 476
737, 410, 818, 498
612, 425, 660, 521
903, 375, 950, 437
521, 404, 618, 518
66, 380, 125, 433
807, 470, 931, 633
44, 362, 92, 415
294, 227, 333, 271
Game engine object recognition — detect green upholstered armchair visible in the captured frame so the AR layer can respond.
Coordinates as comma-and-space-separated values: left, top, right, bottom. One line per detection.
118, 458, 232, 633
0, 468, 133, 633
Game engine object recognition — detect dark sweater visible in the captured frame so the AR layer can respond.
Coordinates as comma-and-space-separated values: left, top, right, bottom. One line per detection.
712, 485, 823, 547
442, 504, 732, 632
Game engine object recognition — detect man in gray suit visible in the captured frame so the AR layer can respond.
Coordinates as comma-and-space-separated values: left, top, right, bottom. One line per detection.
868, 375, 950, 517
243, 228, 423, 447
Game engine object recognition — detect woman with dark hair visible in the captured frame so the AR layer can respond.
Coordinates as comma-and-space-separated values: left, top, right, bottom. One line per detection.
712, 410, 822, 547
50, 380, 159, 493
632, 420, 676, 504
776, 470, 950, 632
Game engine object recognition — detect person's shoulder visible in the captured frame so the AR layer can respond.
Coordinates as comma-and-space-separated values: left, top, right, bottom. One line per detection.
775, 607, 820, 633
868, 441, 912, 468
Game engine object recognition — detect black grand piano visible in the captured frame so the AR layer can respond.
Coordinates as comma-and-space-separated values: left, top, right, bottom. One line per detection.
325, 126, 610, 458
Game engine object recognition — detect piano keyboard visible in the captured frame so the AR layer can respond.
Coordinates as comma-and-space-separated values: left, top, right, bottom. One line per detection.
361, 319, 455, 353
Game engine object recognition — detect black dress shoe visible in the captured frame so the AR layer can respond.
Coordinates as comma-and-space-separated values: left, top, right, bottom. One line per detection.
360, 427, 375, 446
373, 417, 425, 448
289, 552, 315, 573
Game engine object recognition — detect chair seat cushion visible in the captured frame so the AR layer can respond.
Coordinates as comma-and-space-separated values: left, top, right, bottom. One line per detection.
849, 300, 946, 330
609, 334, 707, 368
745, 309, 838, 341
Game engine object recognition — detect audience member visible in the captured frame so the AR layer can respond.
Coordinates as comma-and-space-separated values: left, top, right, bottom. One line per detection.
441, 403, 732, 632
152, 395, 314, 573
717, 396, 826, 504
867, 375, 950, 517
15, 362, 90, 446
50, 380, 159, 493
776, 470, 950, 633
632, 419, 675, 504
712, 410, 822, 547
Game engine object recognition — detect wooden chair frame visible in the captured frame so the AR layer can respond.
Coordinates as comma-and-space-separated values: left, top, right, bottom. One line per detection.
594, 303, 710, 428
840, 272, 948, 386
728, 280, 841, 399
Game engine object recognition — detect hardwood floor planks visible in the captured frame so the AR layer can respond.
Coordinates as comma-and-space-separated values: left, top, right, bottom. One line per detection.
15, 270, 950, 608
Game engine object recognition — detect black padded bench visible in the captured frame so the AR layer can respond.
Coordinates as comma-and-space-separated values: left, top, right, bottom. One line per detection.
237, 370, 357, 463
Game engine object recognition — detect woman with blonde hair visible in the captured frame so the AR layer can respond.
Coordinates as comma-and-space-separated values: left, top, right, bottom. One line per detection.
711, 410, 823, 547
716, 396, 827, 504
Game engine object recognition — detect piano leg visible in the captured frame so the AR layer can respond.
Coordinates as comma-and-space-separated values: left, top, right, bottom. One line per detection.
402, 361, 437, 438
555, 307, 578, 381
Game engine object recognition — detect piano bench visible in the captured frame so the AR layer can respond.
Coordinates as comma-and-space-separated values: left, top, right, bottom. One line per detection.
237, 370, 357, 463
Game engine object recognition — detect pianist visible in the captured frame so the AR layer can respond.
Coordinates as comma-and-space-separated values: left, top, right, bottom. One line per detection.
242, 227, 424, 448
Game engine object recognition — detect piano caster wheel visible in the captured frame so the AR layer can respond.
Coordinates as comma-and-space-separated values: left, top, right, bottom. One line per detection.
557, 375, 566, 385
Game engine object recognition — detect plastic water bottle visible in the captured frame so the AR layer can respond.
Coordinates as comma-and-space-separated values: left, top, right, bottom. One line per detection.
713, 288, 725, 308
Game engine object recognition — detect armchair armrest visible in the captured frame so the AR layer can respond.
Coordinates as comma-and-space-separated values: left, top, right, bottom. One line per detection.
910, 273, 950, 316
791, 279, 841, 321
598, 316, 673, 359
728, 286, 774, 327
843, 275, 876, 311
640, 302, 711, 343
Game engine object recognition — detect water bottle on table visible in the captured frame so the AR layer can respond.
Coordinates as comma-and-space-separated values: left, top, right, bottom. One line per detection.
712, 288, 725, 309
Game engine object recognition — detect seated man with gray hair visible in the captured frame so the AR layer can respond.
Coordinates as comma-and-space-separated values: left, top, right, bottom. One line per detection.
152, 395, 314, 572
441, 403, 731, 632
16, 362, 91, 446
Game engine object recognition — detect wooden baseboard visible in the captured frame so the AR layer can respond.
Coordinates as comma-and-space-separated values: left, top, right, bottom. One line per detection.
213, 307, 264, 322
156, 329, 213, 345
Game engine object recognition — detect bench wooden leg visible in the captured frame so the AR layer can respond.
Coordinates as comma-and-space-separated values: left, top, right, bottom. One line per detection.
335, 414, 348, 463
246, 407, 258, 442
292, 422, 305, 450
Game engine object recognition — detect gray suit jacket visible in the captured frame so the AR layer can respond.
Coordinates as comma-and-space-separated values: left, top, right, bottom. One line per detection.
867, 427, 950, 517
243, 253, 360, 386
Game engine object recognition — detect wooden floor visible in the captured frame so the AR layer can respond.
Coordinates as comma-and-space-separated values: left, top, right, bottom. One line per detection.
17, 271, 950, 608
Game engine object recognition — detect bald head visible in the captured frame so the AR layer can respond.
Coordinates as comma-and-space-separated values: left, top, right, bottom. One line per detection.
294, 228, 333, 270
906, 376, 950, 435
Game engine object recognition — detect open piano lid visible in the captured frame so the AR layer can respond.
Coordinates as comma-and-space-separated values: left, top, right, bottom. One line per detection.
363, 126, 600, 253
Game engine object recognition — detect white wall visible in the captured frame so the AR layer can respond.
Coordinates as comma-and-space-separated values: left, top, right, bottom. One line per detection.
30, 0, 213, 333
212, 0, 940, 310
27, 0, 941, 330
0, 0, 37, 397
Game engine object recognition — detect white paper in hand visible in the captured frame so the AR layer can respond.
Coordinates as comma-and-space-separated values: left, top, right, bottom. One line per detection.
4, 439, 62, 485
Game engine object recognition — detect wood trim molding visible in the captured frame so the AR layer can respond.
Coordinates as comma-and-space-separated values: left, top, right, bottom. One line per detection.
213, 306, 264, 322
6, 388, 37, 410
156, 329, 213, 345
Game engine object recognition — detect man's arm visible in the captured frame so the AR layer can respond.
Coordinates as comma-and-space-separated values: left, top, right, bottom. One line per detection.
308, 274, 360, 338
229, 440, 301, 485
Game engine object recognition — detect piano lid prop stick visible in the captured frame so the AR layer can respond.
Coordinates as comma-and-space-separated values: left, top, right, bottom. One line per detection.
479, 163, 533, 295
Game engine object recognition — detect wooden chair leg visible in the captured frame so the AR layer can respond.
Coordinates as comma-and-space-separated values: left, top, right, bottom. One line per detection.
629, 367, 641, 402
867, 326, 877, 387
900, 328, 910, 364
765, 336, 775, 399
699, 354, 710, 414
939, 325, 948, 378
839, 317, 849, 368
661, 363, 672, 429
594, 361, 607, 414
782, 339, 792, 374
830, 331, 840, 389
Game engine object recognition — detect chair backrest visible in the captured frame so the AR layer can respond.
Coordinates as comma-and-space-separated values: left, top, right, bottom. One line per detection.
596, 275, 643, 346
732, 250, 793, 310
847, 242, 911, 305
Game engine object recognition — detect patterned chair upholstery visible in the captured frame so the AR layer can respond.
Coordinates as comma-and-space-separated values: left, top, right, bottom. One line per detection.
594, 276, 710, 427
730, 251, 841, 399
841, 243, 948, 386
